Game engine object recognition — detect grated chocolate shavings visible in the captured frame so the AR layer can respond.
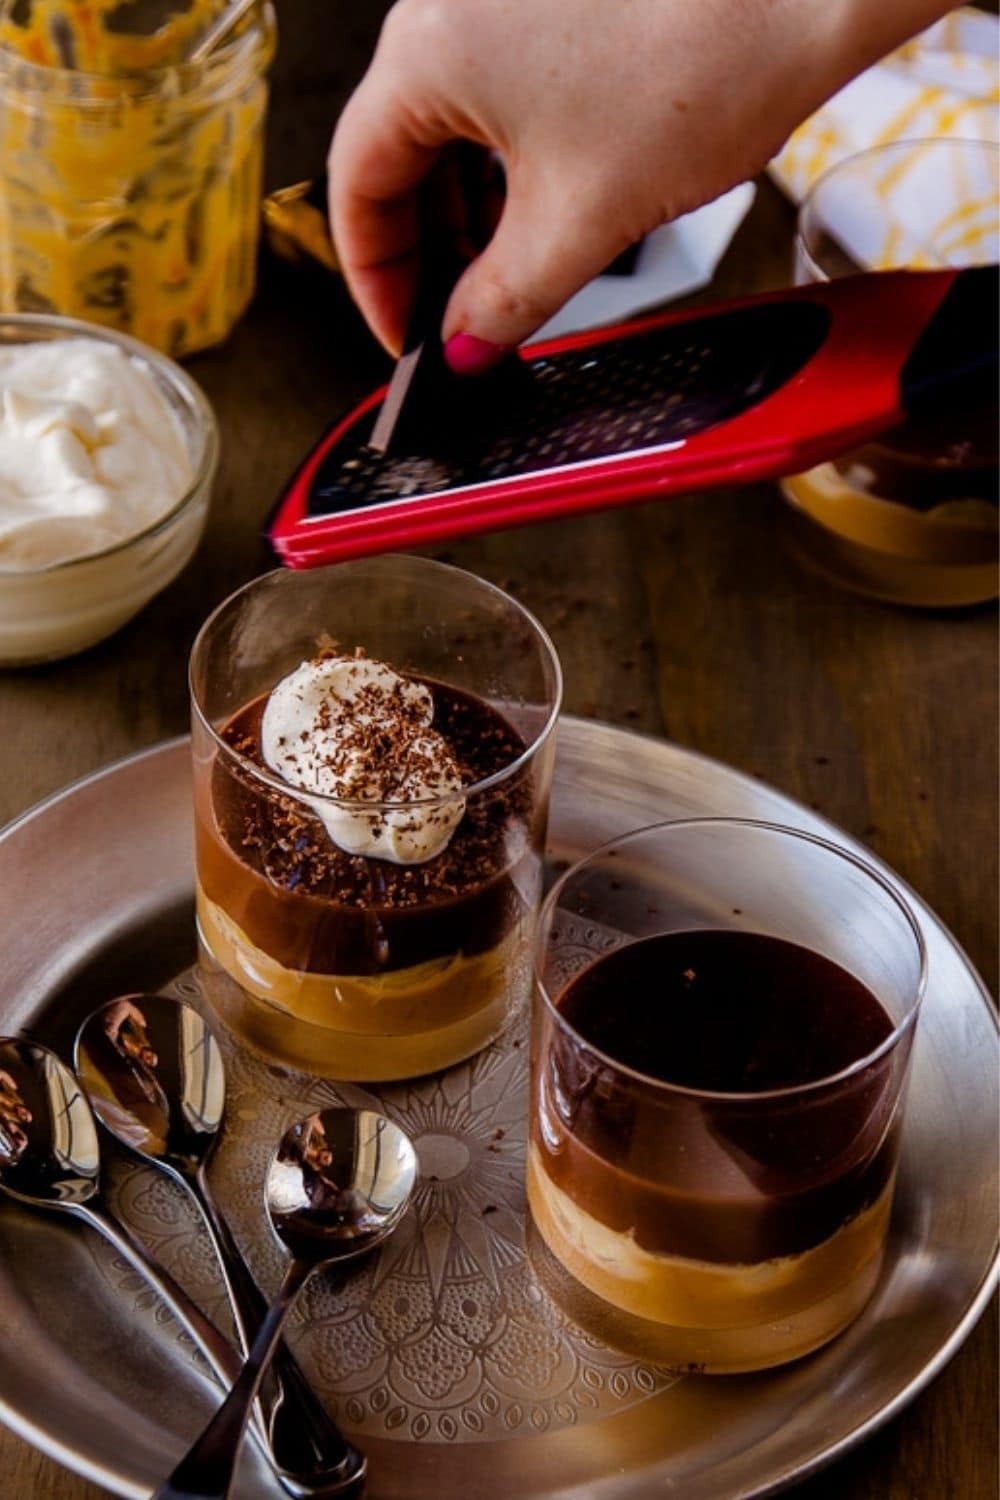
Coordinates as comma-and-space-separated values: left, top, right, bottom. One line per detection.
213, 669, 533, 911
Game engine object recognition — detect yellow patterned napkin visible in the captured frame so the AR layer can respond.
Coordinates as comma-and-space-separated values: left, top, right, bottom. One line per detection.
770, 6, 999, 268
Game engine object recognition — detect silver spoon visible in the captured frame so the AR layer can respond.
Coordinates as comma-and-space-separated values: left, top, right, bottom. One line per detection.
155, 1108, 417, 1500
0, 1038, 245, 1399
186, 0, 258, 64
75, 994, 364, 1499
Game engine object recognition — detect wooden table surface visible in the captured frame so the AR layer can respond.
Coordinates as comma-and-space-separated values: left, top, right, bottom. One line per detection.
0, 3, 996, 1495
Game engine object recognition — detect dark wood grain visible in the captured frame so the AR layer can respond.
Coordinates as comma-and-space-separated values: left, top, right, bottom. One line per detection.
0, 3, 995, 1496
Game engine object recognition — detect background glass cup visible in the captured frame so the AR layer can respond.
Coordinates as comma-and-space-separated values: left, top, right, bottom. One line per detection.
528, 818, 925, 1373
191, 556, 562, 1081
782, 138, 998, 608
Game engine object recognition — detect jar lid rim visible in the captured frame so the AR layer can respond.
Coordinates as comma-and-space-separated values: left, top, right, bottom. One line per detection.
0, 0, 274, 96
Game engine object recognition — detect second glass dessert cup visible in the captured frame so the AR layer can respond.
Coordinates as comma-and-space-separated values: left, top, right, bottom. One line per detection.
191, 556, 562, 1081
528, 819, 926, 1373
782, 139, 998, 607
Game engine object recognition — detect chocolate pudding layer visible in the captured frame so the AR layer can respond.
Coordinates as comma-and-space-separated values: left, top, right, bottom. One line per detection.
536, 930, 898, 1264
529, 930, 905, 1361
197, 681, 535, 976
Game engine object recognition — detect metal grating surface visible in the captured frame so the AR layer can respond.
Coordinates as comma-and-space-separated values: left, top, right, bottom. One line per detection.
305, 301, 829, 517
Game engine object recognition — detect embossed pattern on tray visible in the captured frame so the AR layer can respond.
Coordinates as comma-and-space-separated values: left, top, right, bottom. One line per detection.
117, 965, 677, 1448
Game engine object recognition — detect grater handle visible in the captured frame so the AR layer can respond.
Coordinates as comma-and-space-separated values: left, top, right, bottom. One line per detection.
370, 142, 498, 453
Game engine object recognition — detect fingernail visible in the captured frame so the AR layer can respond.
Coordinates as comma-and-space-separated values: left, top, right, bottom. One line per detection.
443, 332, 509, 376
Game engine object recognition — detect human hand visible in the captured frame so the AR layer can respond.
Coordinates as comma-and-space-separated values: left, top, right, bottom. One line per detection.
329, 0, 952, 370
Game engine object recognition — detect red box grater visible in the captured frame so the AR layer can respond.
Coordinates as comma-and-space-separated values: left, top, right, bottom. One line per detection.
267, 265, 996, 568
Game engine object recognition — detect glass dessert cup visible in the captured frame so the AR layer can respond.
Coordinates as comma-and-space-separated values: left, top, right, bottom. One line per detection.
782, 139, 998, 607
191, 556, 562, 1082
528, 819, 925, 1374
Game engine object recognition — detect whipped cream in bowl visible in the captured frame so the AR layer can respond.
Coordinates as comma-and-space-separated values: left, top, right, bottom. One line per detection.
0, 315, 217, 665
261, 652, 467, 863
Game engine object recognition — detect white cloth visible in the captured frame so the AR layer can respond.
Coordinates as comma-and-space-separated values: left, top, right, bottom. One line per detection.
536, 182, 756, 339
769, 6, 999, 270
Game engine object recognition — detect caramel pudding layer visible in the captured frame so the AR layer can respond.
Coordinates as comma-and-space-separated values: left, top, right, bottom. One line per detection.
528, 1144, 892, 1330
528, 1146, 888, 1372
197, 883, 524, 1034
199, 933, 515, 1081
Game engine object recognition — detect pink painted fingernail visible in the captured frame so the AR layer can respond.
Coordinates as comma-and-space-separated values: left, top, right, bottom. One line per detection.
443, 332, 509, 376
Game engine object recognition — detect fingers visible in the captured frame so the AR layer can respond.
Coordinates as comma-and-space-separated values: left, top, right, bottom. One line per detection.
329, 82, 445, 355
331, 0, 634, 368
441, 171, 632, 369
334, 82, 636, 372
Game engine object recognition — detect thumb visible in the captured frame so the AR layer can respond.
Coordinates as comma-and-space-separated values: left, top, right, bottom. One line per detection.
441, 174, 627, 373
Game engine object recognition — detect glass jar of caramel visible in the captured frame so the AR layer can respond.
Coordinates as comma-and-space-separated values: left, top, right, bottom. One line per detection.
0, 0, 276, 357
782, 139, 998, 608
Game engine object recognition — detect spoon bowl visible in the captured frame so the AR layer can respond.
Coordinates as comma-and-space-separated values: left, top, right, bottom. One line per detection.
268, 1109, 418, 1260
0, 1038, 99, 1206
76, 993, 224, 1176
0, 1036, 252, 1402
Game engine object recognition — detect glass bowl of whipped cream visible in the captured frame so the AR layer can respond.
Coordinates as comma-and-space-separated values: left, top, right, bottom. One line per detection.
0, 314, 218, 664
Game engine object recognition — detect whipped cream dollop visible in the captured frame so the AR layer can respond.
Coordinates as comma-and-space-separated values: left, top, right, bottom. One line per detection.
0, 338, 193, 570
260, 653, 467, 864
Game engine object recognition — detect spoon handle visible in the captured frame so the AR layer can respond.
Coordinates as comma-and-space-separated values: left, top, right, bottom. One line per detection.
154, 1258, 312, 1500
185, 0, 257, 64
192, 1168, 365, 1493
67, 1198, 295, 1465
68, 1199, 243, 1389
